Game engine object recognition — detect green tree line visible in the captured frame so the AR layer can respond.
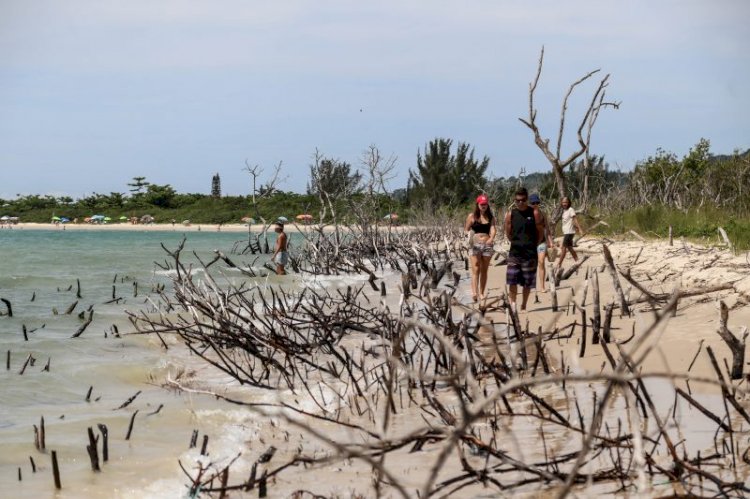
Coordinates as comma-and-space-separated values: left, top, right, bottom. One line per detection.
2, 139, 749, 238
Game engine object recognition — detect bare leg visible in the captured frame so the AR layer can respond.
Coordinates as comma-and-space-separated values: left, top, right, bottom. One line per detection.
537, 251, 547, 292
557, 246, 568, 268
469, 255, 480, 300
508, 284, 518, 308
478, 256, 491, 299
521, 286, 531, 311
569, 247, 578, 262
276, 264, 286, 275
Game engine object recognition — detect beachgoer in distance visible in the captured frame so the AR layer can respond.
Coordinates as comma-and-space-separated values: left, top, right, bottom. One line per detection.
556, 196, 583, 268
464, 193, 496, 302
504, 187, 543, 311
272, 221, 288, 275
529, 193, 555, 293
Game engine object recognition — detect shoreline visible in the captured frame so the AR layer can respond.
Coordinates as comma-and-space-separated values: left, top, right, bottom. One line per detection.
3, 222, 411, 234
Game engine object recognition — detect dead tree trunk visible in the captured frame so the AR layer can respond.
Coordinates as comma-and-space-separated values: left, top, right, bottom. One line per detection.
519, 46, 619, 201
716, 301, 747, 380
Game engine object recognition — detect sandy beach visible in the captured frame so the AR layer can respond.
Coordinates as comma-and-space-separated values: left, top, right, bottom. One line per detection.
480, 236, 750, 385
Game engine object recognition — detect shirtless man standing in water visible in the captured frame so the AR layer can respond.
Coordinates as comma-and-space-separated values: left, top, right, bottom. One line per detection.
272, 222, 288, 275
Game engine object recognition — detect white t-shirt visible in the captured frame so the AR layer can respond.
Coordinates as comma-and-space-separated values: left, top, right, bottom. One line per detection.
561, 207, 576, 235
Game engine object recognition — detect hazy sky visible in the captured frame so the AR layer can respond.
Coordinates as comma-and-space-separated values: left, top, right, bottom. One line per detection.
1, 0, 747, 199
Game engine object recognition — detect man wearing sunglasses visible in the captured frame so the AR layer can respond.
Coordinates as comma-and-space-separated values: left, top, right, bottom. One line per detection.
503, 187, 544, 311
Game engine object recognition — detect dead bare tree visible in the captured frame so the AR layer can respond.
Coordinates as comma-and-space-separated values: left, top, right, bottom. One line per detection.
243, 160, 285, 220
519, 46, 620, 214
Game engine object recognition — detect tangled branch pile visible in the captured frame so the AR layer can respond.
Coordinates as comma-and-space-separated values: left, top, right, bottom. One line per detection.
130, 228, 750, 498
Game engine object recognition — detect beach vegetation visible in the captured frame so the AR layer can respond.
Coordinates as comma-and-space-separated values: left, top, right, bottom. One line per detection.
408, 138, 489, 211
211, 173, 221, 198
307, 154, 363, 198
2, 140, 749, 250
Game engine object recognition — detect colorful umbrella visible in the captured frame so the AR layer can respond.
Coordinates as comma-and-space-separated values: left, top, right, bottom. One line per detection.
296, 214, 313, 221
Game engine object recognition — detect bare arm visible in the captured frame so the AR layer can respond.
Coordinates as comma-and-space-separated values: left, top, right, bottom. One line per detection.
534, 210, 545, 245
504, 211, 512, 240
464, 214, 474, 234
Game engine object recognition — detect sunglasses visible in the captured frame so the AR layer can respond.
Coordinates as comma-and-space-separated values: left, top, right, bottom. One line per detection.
515, 198, 528, 203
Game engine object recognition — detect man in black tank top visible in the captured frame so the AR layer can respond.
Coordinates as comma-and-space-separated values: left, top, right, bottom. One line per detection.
503, 187, 542, 311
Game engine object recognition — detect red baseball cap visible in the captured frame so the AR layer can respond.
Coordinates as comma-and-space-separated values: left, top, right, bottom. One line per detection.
476, 194, 489, 205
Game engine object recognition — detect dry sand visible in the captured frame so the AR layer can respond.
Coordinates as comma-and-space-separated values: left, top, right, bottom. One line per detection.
481, 236, 750, 387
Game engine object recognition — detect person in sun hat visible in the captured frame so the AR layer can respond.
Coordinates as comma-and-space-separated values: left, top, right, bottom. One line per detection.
464, 193, 496, 302
529, 193, 555, 293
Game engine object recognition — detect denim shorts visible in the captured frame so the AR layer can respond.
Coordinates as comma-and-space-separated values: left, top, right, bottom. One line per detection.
537, 242, 547, 254
506, 255, 537, 288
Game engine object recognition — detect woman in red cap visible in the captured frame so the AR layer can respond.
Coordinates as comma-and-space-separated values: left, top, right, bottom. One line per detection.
464, 193, 496, 301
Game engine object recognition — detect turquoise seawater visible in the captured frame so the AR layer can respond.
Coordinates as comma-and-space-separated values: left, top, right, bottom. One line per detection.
0, 228, 303, 497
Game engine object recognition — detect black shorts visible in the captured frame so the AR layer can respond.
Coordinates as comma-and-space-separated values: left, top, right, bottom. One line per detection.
563, 234, 575, 248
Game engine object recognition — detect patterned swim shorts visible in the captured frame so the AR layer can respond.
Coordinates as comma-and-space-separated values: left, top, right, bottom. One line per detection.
471, 243, 494, 257
274, 251, 289, 266
506, 255, 537, 288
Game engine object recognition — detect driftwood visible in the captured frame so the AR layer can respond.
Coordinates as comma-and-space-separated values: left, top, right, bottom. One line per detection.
716, 301, 747, 380
0, 298, 12, 317
602, 244, 629, 316
123, 227, 750, 498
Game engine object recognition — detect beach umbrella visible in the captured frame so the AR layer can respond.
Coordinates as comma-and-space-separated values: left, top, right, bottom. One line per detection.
91, 214, 105, 220
51, 216, 61, 221
0, 216, 9, 221
241, 216, 256, 224
277, 216, 289, 223
383, 213, 398, 220
296, 214, 313, 221
60, 217, 70, 223
119, 216, 128, 220
103, 217, 112, 221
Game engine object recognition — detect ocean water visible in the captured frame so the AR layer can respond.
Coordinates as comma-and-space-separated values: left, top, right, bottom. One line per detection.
0, 228, 329, 498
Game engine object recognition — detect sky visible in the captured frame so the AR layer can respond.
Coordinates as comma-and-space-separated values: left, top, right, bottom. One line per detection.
0, 0, 748, 199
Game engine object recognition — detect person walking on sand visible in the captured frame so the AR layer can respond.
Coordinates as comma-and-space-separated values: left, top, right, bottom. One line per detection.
556, 196, 583, 268
504, 187, 543, 311
272, 221, 288, 275
464, 193, 496, 302
529, 193, 554, 293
